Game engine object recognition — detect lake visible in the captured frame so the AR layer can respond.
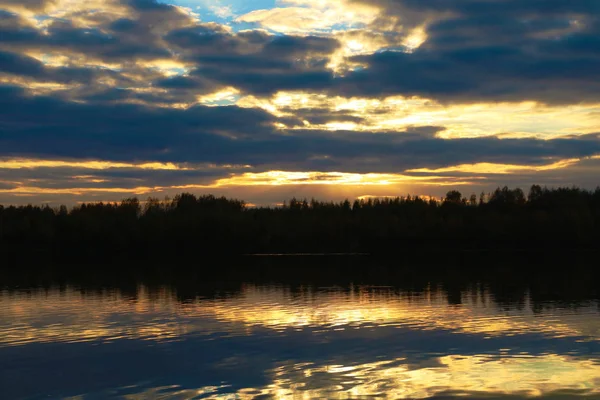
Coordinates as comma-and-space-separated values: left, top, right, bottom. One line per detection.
1, 256, 600, 399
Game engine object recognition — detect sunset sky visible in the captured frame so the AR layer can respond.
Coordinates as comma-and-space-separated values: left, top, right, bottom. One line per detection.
1, 0, 599, 205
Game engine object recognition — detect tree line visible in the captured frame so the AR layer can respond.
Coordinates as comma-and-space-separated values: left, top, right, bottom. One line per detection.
1, 185, 600, 260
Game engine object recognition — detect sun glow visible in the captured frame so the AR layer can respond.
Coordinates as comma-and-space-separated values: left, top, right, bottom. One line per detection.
0, 169, 476, 197
213, 171, 477, 187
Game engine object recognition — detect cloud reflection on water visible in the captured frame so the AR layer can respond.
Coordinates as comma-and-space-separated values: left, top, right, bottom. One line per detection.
1, 283, 599, 399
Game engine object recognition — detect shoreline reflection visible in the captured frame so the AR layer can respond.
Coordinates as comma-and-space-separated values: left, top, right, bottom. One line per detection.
1, 282, 599, 399
2, 284, 599, 347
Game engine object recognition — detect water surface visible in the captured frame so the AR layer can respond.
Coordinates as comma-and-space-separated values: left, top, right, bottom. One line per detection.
1, 263, 600, 399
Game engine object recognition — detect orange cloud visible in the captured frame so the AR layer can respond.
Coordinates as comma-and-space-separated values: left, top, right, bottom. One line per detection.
212, 171, 477, 187
406, 158, 582, 175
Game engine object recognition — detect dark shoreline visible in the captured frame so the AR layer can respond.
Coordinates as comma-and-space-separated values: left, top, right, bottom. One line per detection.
1, 187, 600, 262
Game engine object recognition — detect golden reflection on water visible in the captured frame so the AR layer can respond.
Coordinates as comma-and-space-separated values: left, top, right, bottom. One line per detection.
0, 286, 193, 346
226, 354, 600, 399
200, 285, 600, 340
1, 284, 600, 399
1, 284, 600, 346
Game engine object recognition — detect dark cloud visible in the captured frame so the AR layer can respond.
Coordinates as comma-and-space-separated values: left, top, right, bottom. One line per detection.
150, 75, 221, 98
0, 50, 45, 76
166, 28, 339, 95
76, 87, 192, 105
1, 0, 599, 103
1, 85, 599, 175
0, 0, 194, 63
280, 108, 366, 126
0, 166, 246, 192
0, 9, 36, 30
153, 76, 204, 89
126, 0, 172, 11
0, 17, 173, 62
0, 1, 340, 101
0, 181, 15, 190
0, 85, 279, 162
0, 50, 137, 91
354, 0, 600, 28
333, 0, 600, 103
381, 0, 600, 16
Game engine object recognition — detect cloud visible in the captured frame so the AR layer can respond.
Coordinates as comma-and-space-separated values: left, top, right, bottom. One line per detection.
0, 3, 343, 100
1, 0, 600, 203
0, 0, 56, 13
331, 45, 600, 104
0, 7, 191, 62
2, 84, 600, 175
238, 7, 338, 34
236, 0, 379, 34
211, 171, 476, 187
0, 159, 187, 170
238, 91, 600, 139
0, 49, 45, 76
4, 0, 600, 105
406, 159, 583, 175
329, 0, 600, 104
233, 0, 415, 73
164, 27, 340, 95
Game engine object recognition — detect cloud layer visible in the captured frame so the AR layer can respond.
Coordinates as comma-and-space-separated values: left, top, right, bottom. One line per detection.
0, 0, 599, 204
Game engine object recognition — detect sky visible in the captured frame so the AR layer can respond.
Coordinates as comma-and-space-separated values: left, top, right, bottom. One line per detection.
0, 0, 599, 205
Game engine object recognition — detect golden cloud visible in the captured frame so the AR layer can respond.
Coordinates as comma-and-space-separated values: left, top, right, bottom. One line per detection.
212, 171, 477, 187
239, 92, 600, 138
0, 168, 476, 198
236, 0, 380, 34
0, 159, 187, 171
198, 87, 241, 106
406, 158, 583, 175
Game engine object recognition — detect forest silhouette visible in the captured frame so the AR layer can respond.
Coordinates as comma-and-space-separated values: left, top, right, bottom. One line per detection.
1, 185, 600, 261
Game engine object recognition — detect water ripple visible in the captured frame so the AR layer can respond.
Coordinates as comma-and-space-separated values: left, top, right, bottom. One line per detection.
1, 283, 599, 399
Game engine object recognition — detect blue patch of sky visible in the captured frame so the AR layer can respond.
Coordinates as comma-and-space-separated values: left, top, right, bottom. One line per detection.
170, 67, 189, 75
162, 1, 367, 35
162, 0, 359, 35
34, 15, 53, 23
376, 46, 413, 54
329, 22, 368, 32
162, 0, 275, 23
202, 94, 242, 106
230, 20, 264, 32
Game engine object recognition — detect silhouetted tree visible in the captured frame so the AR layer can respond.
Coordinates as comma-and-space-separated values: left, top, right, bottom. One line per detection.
469, 194, 477, 206
1, 186, 599, 261
445, 190, 463, 204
